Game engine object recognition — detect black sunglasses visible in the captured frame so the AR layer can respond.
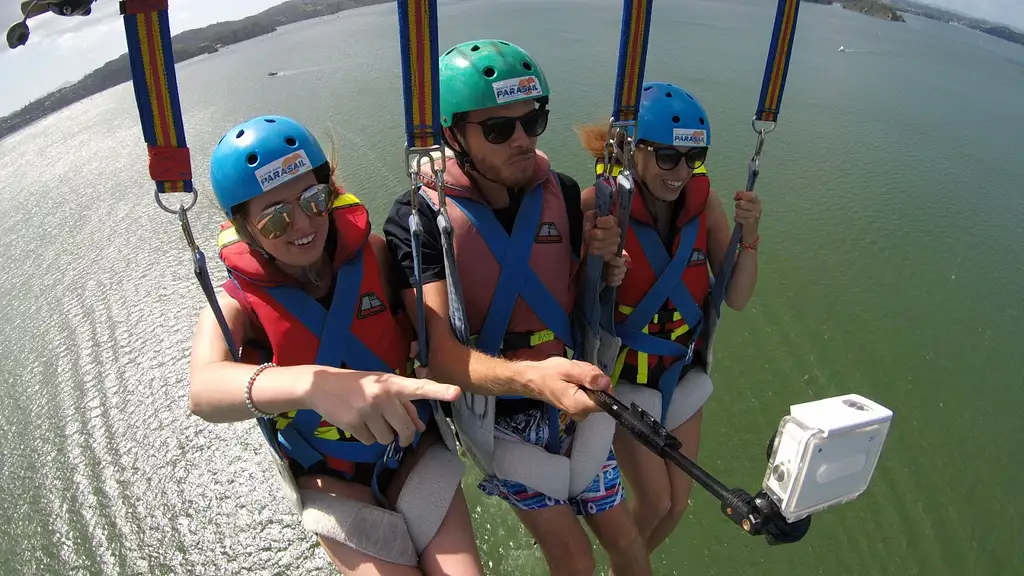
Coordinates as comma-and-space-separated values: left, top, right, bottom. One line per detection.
640, 143, 708, 171
464, 108, 549, 145
249, 183, 332, 240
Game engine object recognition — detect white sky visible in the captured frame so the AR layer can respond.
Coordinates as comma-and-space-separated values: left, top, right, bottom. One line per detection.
0, 0, 1021, 116
0, 0, 288, 115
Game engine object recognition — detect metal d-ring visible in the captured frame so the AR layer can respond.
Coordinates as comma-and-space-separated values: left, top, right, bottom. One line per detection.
154, 186, 198, 215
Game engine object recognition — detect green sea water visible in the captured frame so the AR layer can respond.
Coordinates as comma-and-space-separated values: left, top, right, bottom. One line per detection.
0, 0, 1021, 574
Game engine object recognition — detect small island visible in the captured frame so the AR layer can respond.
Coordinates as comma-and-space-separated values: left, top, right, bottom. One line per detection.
802, 0, 906, 23
0, 0, 389, 140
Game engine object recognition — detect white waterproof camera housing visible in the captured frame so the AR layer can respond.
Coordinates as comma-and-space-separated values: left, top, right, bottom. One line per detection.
763, 394, 892, 523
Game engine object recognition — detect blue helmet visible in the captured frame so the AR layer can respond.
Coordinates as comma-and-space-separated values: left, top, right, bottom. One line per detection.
209, 115, 328, 218
635, 82, 711, 149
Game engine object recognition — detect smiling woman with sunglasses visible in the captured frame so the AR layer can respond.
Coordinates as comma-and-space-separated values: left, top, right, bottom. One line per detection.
186, 115, 484, 575
577, 82, 763, 558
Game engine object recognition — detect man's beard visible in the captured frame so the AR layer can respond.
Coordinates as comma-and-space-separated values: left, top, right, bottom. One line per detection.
481, 153, 535, 189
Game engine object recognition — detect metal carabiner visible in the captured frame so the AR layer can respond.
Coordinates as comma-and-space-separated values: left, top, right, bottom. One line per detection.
177, 204, 199, 256
746, 122, 770, 193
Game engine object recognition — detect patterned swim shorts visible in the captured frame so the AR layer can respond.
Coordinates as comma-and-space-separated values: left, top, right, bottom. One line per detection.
477, 406, 625, 516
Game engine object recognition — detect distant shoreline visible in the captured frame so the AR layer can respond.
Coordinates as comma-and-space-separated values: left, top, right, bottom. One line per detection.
887, 0, 1024, 48
800, 0, 1024, 49
802, 0, 906, 23
3, 0, 1022, 141
0, 0, 389, 140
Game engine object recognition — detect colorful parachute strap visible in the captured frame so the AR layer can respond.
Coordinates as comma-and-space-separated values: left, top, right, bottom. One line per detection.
754, 0, 801, 125
397, 0, 441, 150
611, 0, 653, 126
579, 0, 650, 375
119, 0, 195, 211
711, 0, 802, 316
396, 0, 458, 369
119, 2, 236, 365
601, 0, 653, 174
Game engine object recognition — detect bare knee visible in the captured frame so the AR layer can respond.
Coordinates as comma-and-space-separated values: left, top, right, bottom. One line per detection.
666, 496, 690, 526
545, 539, 596, 576
603, 526, 646, 564
633, 491, 671, 532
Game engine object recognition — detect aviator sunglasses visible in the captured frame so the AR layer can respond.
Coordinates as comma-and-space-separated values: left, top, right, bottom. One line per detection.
464, 108, 550, 145
250, 183, 332, 240
641, 143, 708, 171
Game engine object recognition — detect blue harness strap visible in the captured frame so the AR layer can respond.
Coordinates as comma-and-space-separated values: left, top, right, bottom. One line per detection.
263, 250, 427, 502
450, 185, 575, 356
449, 184, 573, 454
616, 217, 703, 423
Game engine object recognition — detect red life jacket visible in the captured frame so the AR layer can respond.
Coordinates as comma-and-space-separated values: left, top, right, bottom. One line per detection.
613, 174, 712, 396
218, 191, 422, 477
416, 154, 574, 455
416, 154, 575, 365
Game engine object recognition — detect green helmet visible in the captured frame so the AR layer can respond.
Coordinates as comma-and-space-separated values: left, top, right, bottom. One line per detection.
439, 39, 550, 127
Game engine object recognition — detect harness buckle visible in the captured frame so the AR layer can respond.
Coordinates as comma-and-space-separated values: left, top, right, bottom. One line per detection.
684, 338, 697, 366
383, 440, 405, 470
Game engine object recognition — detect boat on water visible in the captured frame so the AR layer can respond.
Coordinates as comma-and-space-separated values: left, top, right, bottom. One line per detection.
838, 45, 846, 52
266, 71, 278, 77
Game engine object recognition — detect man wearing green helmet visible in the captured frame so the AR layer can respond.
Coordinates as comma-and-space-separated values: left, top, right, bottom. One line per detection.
384, 40, 648, 575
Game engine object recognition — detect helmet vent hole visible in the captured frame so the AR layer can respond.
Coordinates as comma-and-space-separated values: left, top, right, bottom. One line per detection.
235, 129, 245, 138
444, 47, 455, 56
499, 41, 510, 46
672, 115, 680, 124
699, 117, 705, 125
483, 66, 496, 78
246, 153, 259, 166
665, 91, 673, 98
264, 118, 277, 123
643, 86, 652, 92
471, 44, 481, 51
285, 137, 297, 147
522, 61, 533, 71
688, 93, 695, 100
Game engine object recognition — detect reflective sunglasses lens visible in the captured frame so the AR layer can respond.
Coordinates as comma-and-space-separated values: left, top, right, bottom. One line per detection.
256, 205, 293, 240
299, 184, 330, 216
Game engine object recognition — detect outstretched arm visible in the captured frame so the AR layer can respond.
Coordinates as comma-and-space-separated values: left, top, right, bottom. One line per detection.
187, 290, 459, 447
400, 282, 609, 419
384, 190, 611, 418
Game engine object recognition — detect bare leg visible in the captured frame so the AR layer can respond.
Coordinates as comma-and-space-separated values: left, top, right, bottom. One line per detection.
584, 503, 651, 576
385, 430, 484, 576
513, 504, 597, 576
612, 429, 671, 547
645, 409, 703, 550
418, 486, 484, 576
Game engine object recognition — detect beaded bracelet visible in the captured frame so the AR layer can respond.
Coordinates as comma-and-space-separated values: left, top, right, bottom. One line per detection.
245, 362, 278, 419
740, 236, 760, 251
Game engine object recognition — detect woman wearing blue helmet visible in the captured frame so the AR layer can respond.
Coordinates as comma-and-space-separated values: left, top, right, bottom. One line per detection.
578, 82, 762, 553
187, 115, 484, 575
